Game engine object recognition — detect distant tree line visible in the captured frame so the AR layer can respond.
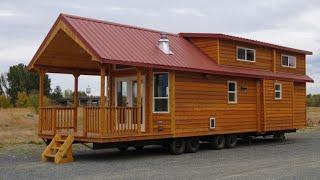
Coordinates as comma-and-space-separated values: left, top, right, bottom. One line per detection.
0, 63, 87, 109
307, 94, 320, 107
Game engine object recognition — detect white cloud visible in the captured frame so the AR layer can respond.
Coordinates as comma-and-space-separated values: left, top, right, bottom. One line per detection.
0, 45, 37, 65
171, 8, 206, 17
0, 10, 15, 17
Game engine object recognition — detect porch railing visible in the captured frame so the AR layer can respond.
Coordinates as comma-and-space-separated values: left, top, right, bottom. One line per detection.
40, 106, 143, 137
40, 107, 76, 134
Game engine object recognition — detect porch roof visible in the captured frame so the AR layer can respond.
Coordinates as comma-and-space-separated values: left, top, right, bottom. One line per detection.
28, 13, 313, 82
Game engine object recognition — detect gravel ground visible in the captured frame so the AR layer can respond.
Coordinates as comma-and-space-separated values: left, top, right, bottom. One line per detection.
1, 129, 320, 180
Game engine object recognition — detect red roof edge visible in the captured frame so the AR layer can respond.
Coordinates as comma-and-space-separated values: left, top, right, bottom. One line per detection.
27, 15, 63, 70
60, 14, 102, 60
179, 33, 313, 55
27, 13, 103, 71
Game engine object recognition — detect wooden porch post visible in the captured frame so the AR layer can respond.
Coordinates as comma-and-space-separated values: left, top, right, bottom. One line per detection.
107, 65, 112, 133
38, 69, 45, 134
99, 65, 106, 137
136, 68, 142, 134
73, 73, 80, 133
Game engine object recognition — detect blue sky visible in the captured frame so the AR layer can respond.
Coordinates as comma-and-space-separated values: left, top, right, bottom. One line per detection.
0, 0, 319, 95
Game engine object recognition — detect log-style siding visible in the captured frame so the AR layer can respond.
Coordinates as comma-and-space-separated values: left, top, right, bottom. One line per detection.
293, 82, 307, 128
189, 38, 219, 64
263, 80, 294, 131
188, 38, 307, 75
276, 51, 306, 75
174, 72, 258, 136
219, 40, 273, 70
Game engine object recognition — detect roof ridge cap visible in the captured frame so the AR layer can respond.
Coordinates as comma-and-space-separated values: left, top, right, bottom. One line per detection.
61, 13, 179, 37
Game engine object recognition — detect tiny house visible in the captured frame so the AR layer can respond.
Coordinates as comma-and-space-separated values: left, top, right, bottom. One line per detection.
28, 14, 313, 163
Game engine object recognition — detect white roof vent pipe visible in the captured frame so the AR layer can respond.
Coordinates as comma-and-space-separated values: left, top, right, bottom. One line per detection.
158, 33, 173, 55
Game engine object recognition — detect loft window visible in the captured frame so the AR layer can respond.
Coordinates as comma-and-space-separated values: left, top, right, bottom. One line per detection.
237, 47, 256, 62
275, 83, 282, 100
153, 72, 169, 113
227, 81, 237, 104
281, 55, 296, 68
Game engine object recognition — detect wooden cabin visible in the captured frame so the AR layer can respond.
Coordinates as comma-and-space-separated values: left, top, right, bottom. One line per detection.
28, 14, 313, 163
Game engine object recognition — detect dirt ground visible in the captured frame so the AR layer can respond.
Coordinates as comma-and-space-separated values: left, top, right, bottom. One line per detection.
0, 128, 320, 179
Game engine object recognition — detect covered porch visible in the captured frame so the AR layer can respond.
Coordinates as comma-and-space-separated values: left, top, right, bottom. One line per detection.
28, 17, 156, 141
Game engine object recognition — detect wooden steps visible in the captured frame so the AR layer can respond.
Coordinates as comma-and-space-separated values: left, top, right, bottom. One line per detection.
41, 134, 74, 164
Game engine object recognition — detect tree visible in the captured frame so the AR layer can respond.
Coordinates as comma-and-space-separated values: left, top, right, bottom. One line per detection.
6, 64, 51, 104
51, 86, 63, 101
0, 73, 8, 96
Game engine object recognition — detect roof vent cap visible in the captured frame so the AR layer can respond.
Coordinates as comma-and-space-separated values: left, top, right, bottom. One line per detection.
158, 33, 173, 55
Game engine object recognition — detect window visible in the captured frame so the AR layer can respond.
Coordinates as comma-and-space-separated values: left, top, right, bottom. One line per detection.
209, 117, 216, 129
237, 47, 256, 62
228, 81, 237, 103
281, 55, 296, 68
153, 72, 169, 113
275, 83, 282, 100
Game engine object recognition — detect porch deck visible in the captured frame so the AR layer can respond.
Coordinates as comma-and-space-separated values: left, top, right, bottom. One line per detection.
39, 106, 168, 143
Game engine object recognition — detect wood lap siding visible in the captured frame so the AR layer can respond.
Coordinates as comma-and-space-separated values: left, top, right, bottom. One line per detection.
219, 40, 273, 70
189, 38, 307, 75
264, 80, 294, 131
293, 82, 306, 128
175, 72, 257, 135
189, 38, 219, 64
276, 51, 306, 75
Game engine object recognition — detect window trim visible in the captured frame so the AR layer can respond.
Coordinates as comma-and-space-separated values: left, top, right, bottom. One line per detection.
274, 83, 282, 100
281, 54, 296, 68
153, 72, 170, 113
227, 81, 237, 104
209, 117, 216, 129
237, 46, 256, 62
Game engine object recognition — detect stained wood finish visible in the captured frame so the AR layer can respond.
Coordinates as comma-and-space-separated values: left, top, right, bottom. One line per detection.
276, 51, 306, 75
189, 38, 307, 75
73, 73, 79, 132
293, 82, 307, 128
174, 72, 258, 135
263, 80, 294, 131
189, 38, 219, 64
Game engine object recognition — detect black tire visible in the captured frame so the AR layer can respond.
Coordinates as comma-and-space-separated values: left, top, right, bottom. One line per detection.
185, 138, 200, 153
274, 132, 286, 141
134, 145, 144, 151
225, 135, 237, 148
118, 145, 129, 152
45, 139, 52, 145
169, 139, 186, 155
209, 136, 225, 150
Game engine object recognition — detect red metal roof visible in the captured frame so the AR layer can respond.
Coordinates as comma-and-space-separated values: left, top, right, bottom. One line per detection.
180, 33, 313, 55
30, 14, 313, 82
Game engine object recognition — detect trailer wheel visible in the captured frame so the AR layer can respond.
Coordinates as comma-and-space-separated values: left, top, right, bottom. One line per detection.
225, 135, 237, 148
185, 138, 200, 153
134, 145, 144, 151
118, 145, 129, 152
209, 136, 225, 150
274, 132, 286, 141
169, 139, 186, 155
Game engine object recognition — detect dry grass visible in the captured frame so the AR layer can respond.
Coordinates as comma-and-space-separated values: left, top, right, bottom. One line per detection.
307, 107, 320, 127
0, 107, 319, 148
0, 108, 42, 147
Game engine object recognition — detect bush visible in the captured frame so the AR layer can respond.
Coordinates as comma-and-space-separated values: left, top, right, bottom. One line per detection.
0, 95, 11, 108
26, 94, 50, 113
16, 91, 28, 107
